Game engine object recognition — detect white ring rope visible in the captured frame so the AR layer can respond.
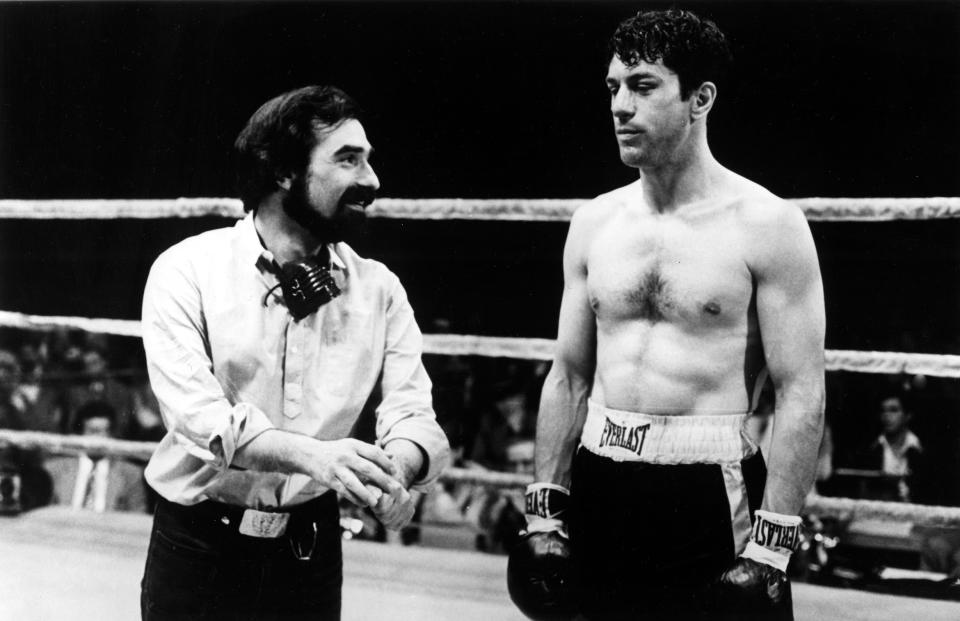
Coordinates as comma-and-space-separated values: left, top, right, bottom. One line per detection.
2, 197, 960, 222
3, 429, 960, 526
1, 310, 958, 379
0, 310, 144, 339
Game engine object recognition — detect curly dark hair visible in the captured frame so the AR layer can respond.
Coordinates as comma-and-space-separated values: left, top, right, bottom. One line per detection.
233, 85, 363, 212
608, 9, 732, 100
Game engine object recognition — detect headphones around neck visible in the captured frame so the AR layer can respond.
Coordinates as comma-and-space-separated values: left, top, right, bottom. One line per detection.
263, 253, 341, 320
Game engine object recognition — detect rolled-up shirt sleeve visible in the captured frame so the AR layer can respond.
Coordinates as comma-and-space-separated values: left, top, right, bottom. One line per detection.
375, 274, 451, 490
142, 249, 274, 472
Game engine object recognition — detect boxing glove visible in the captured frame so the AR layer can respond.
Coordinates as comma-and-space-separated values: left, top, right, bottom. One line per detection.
506, 483, 578, 621
713, 510, 801, 615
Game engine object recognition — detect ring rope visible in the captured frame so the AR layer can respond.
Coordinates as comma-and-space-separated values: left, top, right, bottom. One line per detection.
2, 196, 960, 222
4, 429, 960, 526
2, 310, 958, 378
0, 310, 144, 338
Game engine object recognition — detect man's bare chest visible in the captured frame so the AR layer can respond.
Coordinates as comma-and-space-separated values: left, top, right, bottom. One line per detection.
586, 217, 754, 326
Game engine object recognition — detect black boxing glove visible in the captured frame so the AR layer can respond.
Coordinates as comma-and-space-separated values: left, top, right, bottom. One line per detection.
714, 510, 801, 614
506, 483, 578, 621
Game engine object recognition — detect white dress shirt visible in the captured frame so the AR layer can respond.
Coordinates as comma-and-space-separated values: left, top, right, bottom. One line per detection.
879, 430, 922, 476
142, 213, 449, 509
71, 454, 109, 512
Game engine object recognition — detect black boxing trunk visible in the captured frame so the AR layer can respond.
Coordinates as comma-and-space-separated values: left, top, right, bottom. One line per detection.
569, 401, 767, 620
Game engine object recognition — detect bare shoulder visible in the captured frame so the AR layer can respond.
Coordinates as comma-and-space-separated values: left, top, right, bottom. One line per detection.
727, 176, 819, 275
569, 181, 640, 240
562, 182, 639, 271
731, 177, 809, 237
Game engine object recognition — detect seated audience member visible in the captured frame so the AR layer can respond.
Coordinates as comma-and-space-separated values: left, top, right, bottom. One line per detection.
0, 349, 28, 430
62, 343, 135, 439
468, 381, 535, 471
462, 381, 532, 552
0, 348, 53, 512
12, 339, 45, 414
45, 400, 147, 513
855, 391, 927, 502
128, 382, 165, 442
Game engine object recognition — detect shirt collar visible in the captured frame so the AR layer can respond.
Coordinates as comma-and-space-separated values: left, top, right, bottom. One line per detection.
878, 430, 922, 456
239, 212, 347, 276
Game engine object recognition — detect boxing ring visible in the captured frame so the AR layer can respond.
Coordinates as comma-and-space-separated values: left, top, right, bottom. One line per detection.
2, 196, 960, 619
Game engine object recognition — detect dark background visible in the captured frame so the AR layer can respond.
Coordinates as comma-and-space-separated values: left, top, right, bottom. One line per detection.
1, 1, 959, 493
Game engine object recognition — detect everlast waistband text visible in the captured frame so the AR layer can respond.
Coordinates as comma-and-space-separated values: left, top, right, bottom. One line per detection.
598, 417, 650, 457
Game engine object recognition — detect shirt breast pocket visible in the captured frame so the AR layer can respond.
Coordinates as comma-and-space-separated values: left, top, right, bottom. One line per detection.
311, 306, 380, 400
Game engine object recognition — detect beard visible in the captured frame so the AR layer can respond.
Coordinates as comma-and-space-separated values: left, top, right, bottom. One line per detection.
281, 177, 373, 245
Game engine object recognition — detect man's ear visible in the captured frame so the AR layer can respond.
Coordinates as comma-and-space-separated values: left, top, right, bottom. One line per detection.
690, 81, 717, 120
276, 173, 294, 191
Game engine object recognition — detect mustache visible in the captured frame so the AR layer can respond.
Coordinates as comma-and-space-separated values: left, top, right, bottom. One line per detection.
340, 186, 377, 208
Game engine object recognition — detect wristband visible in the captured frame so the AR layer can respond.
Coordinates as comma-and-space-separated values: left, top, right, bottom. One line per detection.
524, 483, 570, 519
524, 483, 570, 536
741, 510, 802, 573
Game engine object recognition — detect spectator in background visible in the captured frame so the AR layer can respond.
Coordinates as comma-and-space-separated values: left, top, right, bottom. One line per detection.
0, 348, 53, 513
63, 342, 135, 438
30, 330, 89, 434
45, 400, 147, 513
468, 380, 536, 471
15, 345, 41, 411
0, 349, 27, 430
128, 382, 165, 443
31, 335, 136, 438
856, 391, 927, 503
462, 377, 534, 553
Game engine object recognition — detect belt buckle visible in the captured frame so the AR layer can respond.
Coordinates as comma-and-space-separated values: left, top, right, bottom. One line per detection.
238, 509, 290, 538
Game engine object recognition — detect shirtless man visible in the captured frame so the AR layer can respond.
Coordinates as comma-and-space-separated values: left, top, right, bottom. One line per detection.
507, 9, 825, 620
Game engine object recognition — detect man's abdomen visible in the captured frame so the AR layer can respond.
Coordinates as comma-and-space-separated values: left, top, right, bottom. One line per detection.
595, 321, 763, 415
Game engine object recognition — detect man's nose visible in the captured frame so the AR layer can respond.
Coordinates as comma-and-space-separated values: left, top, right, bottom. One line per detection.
359, 161, 380, 192
611, 86, 634, 121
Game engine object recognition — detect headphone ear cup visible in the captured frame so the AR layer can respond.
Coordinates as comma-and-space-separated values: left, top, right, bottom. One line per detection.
279, 259, 341, 320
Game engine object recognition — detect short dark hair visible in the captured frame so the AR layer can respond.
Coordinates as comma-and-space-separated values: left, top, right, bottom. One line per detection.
73, 400, 116, 434
609, 9, 732, 100
233, 85, 363, 212
880, 390, 913, 415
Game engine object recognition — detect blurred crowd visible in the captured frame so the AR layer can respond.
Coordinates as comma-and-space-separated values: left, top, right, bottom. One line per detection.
0, 328, 163, 516
2, 326, 960, 575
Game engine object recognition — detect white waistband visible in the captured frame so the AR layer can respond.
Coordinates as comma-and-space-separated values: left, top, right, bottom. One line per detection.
580, 401, 757, 465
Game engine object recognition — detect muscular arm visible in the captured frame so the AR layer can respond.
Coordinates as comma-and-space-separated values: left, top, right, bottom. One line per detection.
535, 208, 598, 486
753, 203, 826, 515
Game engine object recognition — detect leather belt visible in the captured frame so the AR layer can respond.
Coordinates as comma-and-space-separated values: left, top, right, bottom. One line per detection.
161, 492, 337, 539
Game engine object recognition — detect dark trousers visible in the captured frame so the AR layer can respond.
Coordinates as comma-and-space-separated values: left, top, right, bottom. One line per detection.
141, 494, 343, 621
570, 448, 792, 621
